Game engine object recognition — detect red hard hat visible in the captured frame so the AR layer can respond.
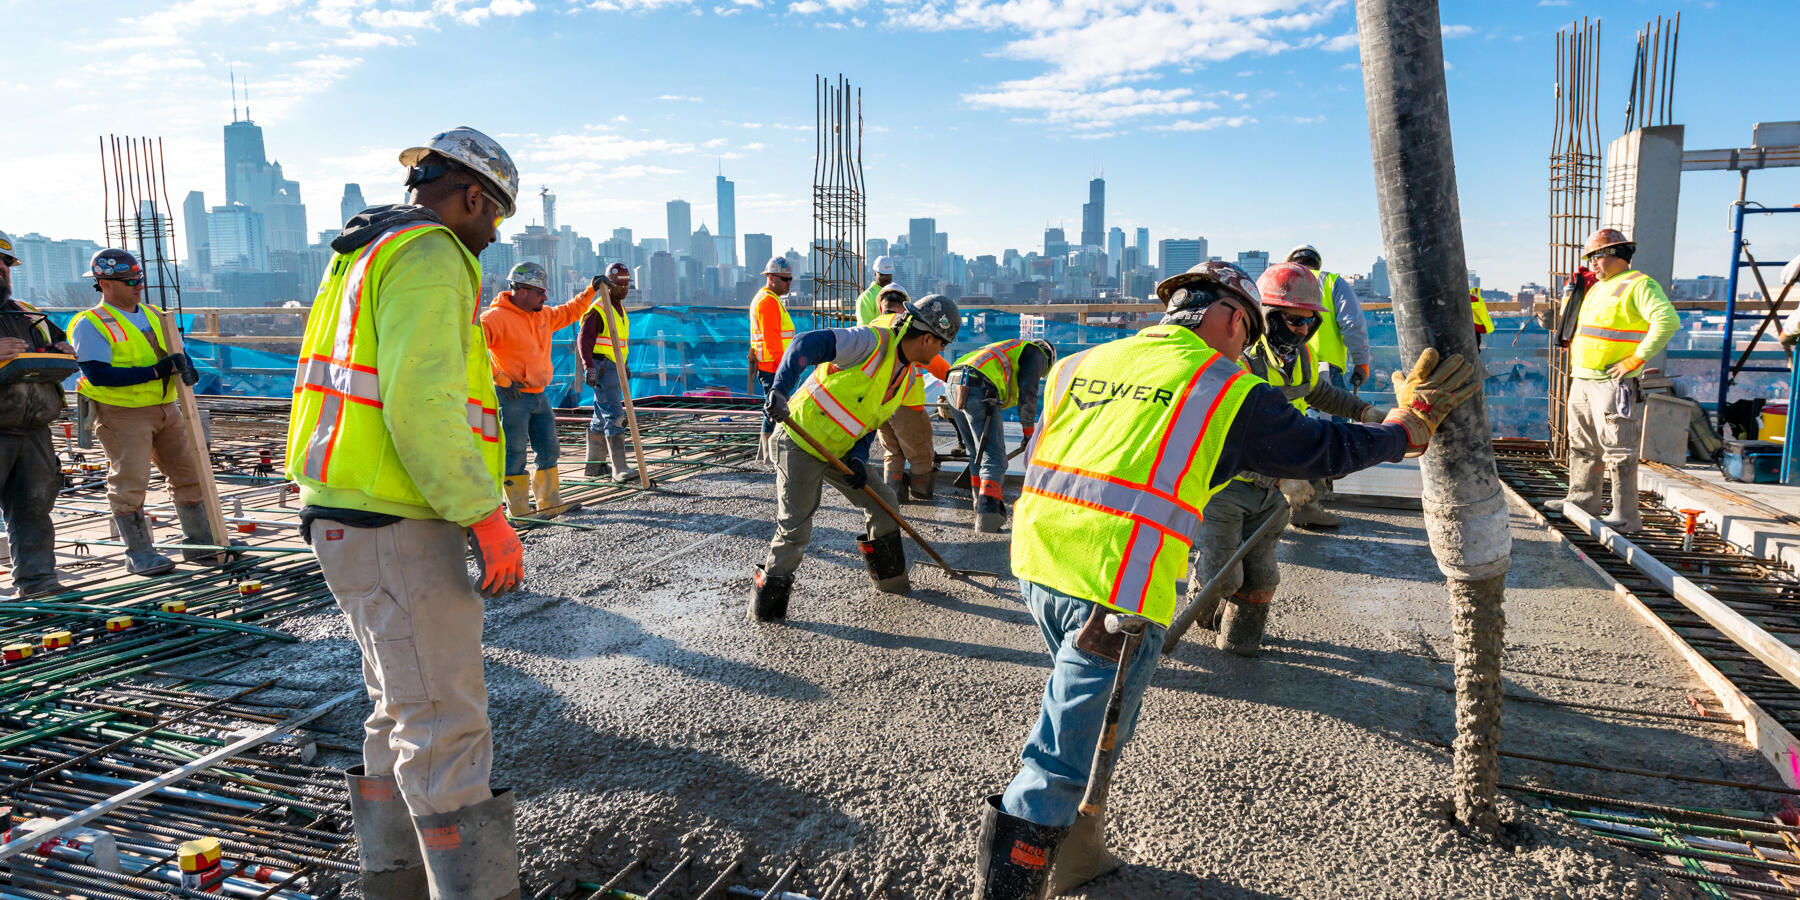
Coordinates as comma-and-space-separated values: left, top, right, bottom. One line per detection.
1256, 262, 1324, 312
1581, 228, 1634, 258
606, 262, 631, 283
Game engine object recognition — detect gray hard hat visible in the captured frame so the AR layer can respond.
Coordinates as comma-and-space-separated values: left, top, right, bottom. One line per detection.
508, 261, 548, 291
901, 294, 960, 343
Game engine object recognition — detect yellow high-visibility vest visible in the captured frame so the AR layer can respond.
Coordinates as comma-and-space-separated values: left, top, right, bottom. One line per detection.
1570, 270, 1652, 372
286, 222, 502, 510
952, 339, 1033, 409
1012, 324, 1260, 626
871, 312, 930, 407
73, 302, 175, 408
1469, 288, 1494, 335
785, 324, 914, 461
587, 294, 631, 364
1306, 270, 1349, 370
1233, 337, 1315, 483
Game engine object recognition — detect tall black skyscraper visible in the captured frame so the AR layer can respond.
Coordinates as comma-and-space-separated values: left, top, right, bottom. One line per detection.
1080, 177, 1104, 248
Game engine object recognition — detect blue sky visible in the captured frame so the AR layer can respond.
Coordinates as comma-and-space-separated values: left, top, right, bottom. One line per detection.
7, 0, 1796, 292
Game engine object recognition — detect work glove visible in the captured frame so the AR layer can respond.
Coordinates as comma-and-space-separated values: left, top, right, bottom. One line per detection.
1605, 355, 1646, 380
467, 507, 525, 598
591, 274, 607, 294
763, 388, 790, 423
1382, 348, 1481, 458
172, 352, 200, 387
151, 355, 179, 380
1350, 364, 1370, 389
583, 365, 602, 388
1782, 330, 1800, 350
1357, 405, 1388, 425
839, 454, 868, 491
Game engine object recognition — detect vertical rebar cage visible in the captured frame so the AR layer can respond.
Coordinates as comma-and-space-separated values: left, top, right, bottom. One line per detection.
811, 74, 865, 325
99, 135, 186, 318
1547, 20, 1602, 461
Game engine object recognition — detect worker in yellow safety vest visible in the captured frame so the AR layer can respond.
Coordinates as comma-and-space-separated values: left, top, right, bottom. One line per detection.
1469, 287, 1494, 348
750, 294, 962, 620
578, 262, 638, 483
870, 285, 953, 502
750, 256, 797, 461
946, 336, 1053, 532
287, 126, 525, 900
856, 255, 896, 324
976, 261, 1480, 897
1545, 227, 1679, 534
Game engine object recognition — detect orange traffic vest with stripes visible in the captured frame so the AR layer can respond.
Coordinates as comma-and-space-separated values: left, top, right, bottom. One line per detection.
952, 339, 1036, 409
73, 301, 176, 408
785, 325, 915, 461
750, 287, 795, 374
286, 223, 502, 508
1012, 324, 1260, 626
1570, 269, 1652, 372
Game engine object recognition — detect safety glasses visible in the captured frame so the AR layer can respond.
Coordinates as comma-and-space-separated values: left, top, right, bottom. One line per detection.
1272, 310, 1319, 331
117, 278, 144, 287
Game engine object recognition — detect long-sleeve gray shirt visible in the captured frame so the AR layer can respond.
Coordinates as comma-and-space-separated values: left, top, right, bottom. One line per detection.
1326, 271, 1371, 371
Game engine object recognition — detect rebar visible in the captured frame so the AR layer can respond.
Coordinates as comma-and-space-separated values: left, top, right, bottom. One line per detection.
810, 75, 864, 325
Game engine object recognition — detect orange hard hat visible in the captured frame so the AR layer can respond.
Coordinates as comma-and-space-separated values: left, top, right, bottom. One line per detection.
1256, 262, 1324, 312
1581, 228, 1634, 258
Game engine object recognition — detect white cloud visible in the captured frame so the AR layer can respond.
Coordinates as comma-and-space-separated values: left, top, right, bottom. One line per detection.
336, 31, 412, 47
965, 82, 1221, 128
455, 0, 538, 24
1440, 24, 1474, 38
99, 0, 304, 49
658, 94, 703, 102
1321, 32, 1358, 52
359, 6, 437, 28
1149, 115, 1257, 132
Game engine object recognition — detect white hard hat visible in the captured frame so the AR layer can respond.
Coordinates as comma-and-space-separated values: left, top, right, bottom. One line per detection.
0, 230, 17, 266
399, 126, 520, 218
763, 256, 793, 276
872, 255, 895, 275
1285, 244, 1322, 267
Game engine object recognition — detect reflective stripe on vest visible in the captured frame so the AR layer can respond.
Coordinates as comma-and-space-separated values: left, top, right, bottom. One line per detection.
953, 339, 1030, 408
588, 296, 632, 364
1012, 325, 1257, 624
871, 312, 930, 408
751, 288, 796, 372
785, 326, 913, 460
74, 302, 176, 408
12, 300, 56, 347
1570, 270, 1652, 371
1306, 271, 1348, 370
286, 222, 502, 508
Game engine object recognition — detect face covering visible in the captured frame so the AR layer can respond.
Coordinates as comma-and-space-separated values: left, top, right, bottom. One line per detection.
1264, 311, 1316, 359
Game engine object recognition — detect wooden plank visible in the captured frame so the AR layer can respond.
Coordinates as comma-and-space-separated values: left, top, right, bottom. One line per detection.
156, 310, 230, 548
596, 294, 652, 489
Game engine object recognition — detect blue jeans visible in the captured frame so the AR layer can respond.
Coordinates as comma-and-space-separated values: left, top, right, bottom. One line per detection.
949, 372, 1006, 489
1002, 579, 1168, 828
587, 358, 626, 438
757, 369, 777, 436
497, 386, 559, 476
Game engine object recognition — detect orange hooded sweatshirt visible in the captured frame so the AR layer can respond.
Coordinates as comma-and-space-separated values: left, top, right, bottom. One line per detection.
479, 290, 588, 393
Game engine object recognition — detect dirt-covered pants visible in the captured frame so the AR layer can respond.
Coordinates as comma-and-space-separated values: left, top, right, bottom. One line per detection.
762, 429, 900, 578
0, 430, 60, 591
877, 405, 936, 481
1188, 478, 1288, 602
1563, 376, 1643, 530
310, 516, 493, 817
92, 401, 203, 516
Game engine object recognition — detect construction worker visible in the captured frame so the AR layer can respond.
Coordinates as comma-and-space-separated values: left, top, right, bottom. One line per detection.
1188, 262, 1388, 658
578, 262, 638, 484
1546, 227, 1679, 534
947, 336, 1053, 532
750, 256, 796, 460
979, 261, 1479, 898
1284, 243, 1373, 528
0, 230, 75, 597
750, 294, 962, 620
481, 261, 587, 514
287, 126, 525, 900
856, 255, 895, 324
1469, 287, 1494, 349
68, 248, 218, 576
1778, 256, 1800, 350
870, 285, 952, 502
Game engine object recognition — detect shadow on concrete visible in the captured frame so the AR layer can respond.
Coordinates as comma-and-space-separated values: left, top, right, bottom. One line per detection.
785, 618, 1049, 669
1084, 867, 1292, 899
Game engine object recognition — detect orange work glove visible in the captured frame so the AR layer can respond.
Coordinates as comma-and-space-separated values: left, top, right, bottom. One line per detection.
1350, 364, 1371, 389
1605, 355, 1646, 379
467, 507, 524, 598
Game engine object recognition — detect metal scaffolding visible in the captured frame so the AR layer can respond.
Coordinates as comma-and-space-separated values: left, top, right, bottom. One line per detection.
98, 135, 185, 318
810, 75, 865, 325
1547, 19, 1603, 460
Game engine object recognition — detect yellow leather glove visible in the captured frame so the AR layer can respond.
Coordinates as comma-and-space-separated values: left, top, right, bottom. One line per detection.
1382, 348, 1481, 457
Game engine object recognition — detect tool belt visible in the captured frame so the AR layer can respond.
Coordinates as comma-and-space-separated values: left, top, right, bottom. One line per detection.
1074, 601, 1127, 663
945, 366, 995, 411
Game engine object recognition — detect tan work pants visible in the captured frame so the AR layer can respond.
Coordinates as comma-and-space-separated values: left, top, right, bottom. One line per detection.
310, 516, 493, 817
92, 400, 204, 516
1563, 376, 1644, 530
878, 405, 936, 480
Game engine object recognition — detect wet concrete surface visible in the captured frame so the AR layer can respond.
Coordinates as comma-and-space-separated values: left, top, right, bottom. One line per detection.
235, 460, 1775, 898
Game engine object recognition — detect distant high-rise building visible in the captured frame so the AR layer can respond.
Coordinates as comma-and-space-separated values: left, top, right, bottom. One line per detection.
339, 184, 367, 225
1135, 227, 1149, 268
908, 218, 936, 278
208, 203, 268, 272
1106, 227, 1125, 279
648, 251, 677, 304
667, 200, 692, 256
1080, 177, 1105, 248
715, 173, 737, 266
744, 233, 773, 272
613, 227, 633, 245
1467, 270, 1480, 290
182, 191, 210, 275
690, 223, 717, 270
1235, 250, 1270, 282
1158, 238, 1206, 280
222, 106, 306, 258
1044, 227, 1068, 261
1370, 256, 1390, 298
1120, 246, 1140, 276
934, 231, 948, 278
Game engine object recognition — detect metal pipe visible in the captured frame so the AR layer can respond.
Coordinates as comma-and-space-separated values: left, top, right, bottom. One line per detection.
1354, 0, 1513, 837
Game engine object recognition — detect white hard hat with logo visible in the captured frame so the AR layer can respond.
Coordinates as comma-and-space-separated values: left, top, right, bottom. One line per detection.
399, 127, 520, 218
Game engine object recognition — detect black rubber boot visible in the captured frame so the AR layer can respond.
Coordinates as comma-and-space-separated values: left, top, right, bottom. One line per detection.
910, 469, 936, 503
856, 530, 910, 594
974, 794, 1069, 900
886, 472, 908, 504
1186, 590, 1226, 632
1215, 593, 1272, 657
748, 565, 794, 621
584, 433, 608, 478
414, 790, 520, 900
114, 512, 175, 576
345, 765, 427, 900
975, 495, 1007, 533
175, 503, 245, 566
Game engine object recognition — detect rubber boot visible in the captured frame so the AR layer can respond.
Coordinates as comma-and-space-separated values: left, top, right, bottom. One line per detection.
857, 530, 911, 594
16, 576, 69, 599
115, 512, 175, 576
975, 494, 1007, 534
175, 503, 246, 566
414, 790, 521, 900
8, 514, 65, 598
1186, 590, 1226, 632
886, 471, 908, 504
584, 433, 607, 478
502, 477, 531, 517
1601, 472, 1643, 534
1289, 498, 1341, 529
747, 565, 794, 621
1215, 591, 1273, 658
1047, 811, 1123, 896
910, 469, 936, 503
531, 467, 561, 511
606, 433, 638, 484
974, 795, 1068, 900
345, 766, 427, 900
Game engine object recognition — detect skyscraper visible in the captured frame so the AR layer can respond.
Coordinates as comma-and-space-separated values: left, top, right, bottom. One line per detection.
667, 200, 691, 256
1158, 238, 1206, 280
690, 223, 717, 269
744, 233, 773, 271
908, 218, 936, 278
1235, 250, 1270, 281
1044, 227, 1068, 261
222, 106, 306, 257
1080, 177, 1104, 248
1371, 256, 1390, 298
1135, 227, 1149, 268
182, 191, 210, 275
715, 173, 737, 266
208, 203, 268, 273
1106, 227, 1125, 279
648, 251, 677, 304
340, 184, 367, 225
